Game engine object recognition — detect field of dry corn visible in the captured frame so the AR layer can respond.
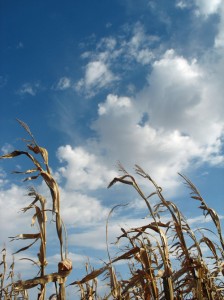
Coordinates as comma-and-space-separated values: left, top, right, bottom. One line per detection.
0, 120, 223, 300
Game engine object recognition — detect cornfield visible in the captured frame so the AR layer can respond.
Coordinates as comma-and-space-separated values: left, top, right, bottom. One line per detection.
0, 120, 223, 299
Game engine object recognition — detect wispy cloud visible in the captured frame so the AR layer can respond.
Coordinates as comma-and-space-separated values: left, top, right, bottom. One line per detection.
75, 22, 159, 97
176, 1, 189, 9
1, 143, 14, 154
75, 60, 118, 97
54, 77, 71, 90
17, 82, 41, 96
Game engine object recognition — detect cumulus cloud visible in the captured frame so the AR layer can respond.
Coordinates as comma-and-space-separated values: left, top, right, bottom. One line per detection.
89, 48, 224, 190
60, 188, 109, 226
141, 50, 203, 132
57, 145, 116, 191
38, 6, 224, 195
98, 94, 132, 115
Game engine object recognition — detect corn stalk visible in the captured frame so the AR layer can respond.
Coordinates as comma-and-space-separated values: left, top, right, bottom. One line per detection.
0, 120, 72, 299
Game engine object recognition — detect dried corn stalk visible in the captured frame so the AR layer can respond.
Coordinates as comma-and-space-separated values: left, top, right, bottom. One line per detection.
0, 120, 71, 300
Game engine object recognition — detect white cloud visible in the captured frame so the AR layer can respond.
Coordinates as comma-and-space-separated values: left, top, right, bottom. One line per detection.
59, 12, 224, 195
48, 252, 91, 268
75, 22, 158, 96
69, 217, 152, 251
97, 37, 117, 51
60, 188, 109, 226
85, 61, 113, 87
98, 94, 132, 115
122, 23, 157, 65
69, 225, 109, 250
0, 184, 31, 248
195, 0, 222, 17
140, 49, 224, 147
57, 145, 116, 191
75, 60, 118, 96
136, 49, 154, 65
141, 50, 203, 132
0, 179, 110, 272
55, 77, 71, 90
90, 49, 224, 191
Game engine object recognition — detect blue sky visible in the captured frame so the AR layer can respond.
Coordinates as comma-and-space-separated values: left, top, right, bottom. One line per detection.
0, 0, 224, 298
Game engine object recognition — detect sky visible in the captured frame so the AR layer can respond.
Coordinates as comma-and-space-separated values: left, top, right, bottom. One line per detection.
0, 0, 224, 298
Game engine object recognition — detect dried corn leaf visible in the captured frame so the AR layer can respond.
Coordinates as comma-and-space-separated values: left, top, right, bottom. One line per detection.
108, 266, 121, 298
19, 258, 40, 267
33, 206, 44, 230
179, 173, 224, 252
12, 168, 39, 174
199, 236, 218, 260
27, 145, 49, 166
39, 147, 49, 166
0, 150, 26, 159
69, 265, 108, 285
56, 213, 64, 260
23, 175, 40, 182
108, 175, 134, 188
12, 238, 39, 255
112, 247, 140, 263
12, 268, 72, 291
40, 170, 60, 213
9, 233, 41, 241
121, 274, 141, 296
